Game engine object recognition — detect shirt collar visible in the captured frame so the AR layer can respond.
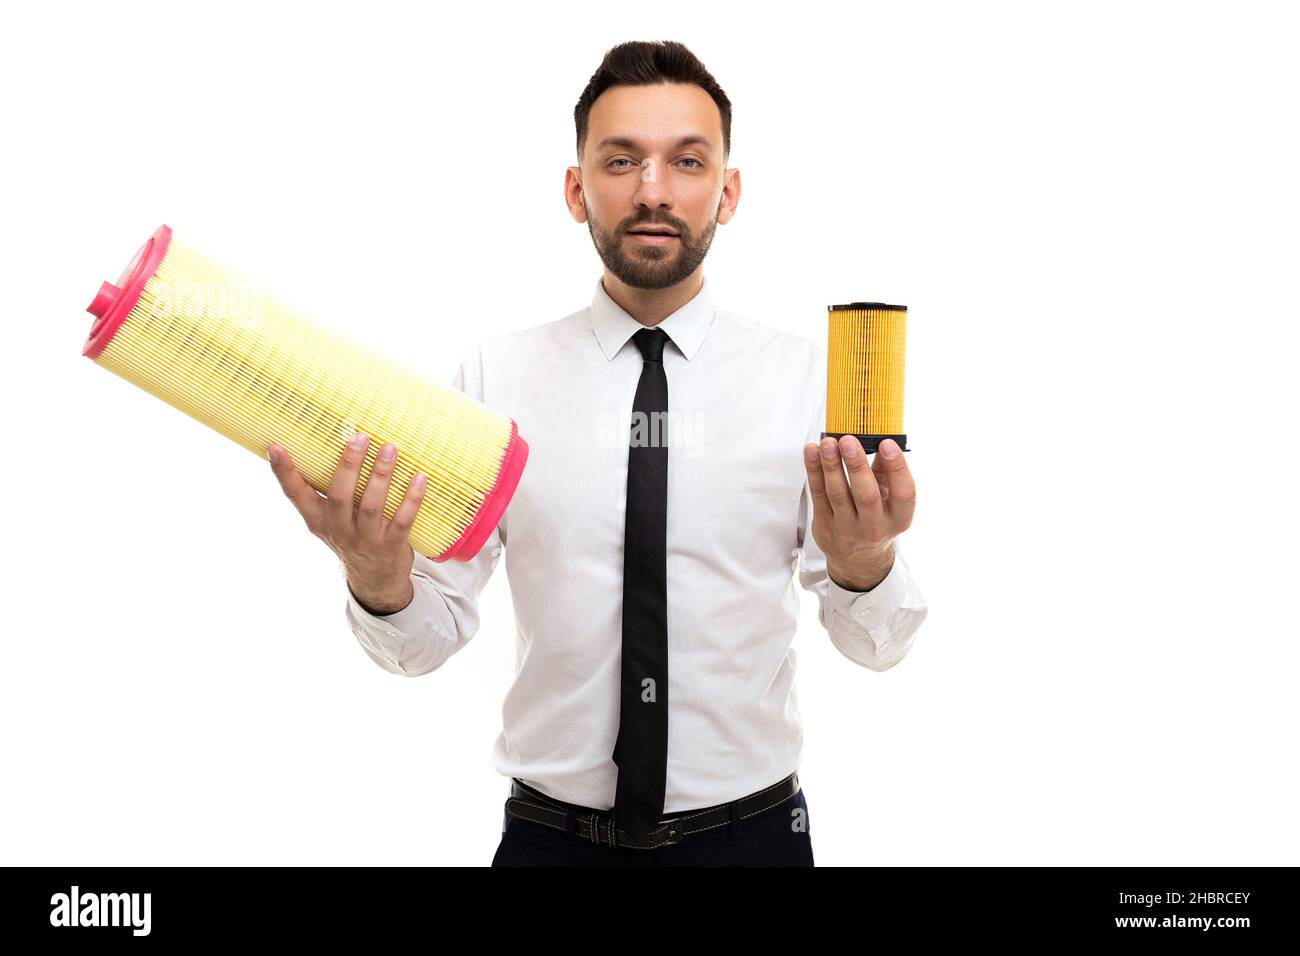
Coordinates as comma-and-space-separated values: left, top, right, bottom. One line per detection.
589, 273, 716, 361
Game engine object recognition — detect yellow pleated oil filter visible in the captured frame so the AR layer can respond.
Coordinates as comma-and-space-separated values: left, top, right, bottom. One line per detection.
823, 301, 910, 454
79, 224, 528, 562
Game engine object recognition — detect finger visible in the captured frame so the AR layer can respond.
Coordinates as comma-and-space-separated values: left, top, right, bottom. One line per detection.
384, 468, 430, 544
268, 442, 326, 534
803, 442, 831, 512
817, 436, 855, 516
327, 431, 371, 536
838, 435, 884, 521
872, 438, 916, 529
356, 441, 400, 542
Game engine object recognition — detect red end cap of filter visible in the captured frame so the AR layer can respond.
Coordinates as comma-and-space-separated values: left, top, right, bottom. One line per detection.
434, 421, 529, 562
83, 224, 173, 359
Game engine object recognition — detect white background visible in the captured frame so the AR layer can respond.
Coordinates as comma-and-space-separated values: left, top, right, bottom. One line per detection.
2, 0, 1296, 866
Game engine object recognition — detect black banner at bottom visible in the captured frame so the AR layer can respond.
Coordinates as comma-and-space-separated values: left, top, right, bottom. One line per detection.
1, 865, 1292, 944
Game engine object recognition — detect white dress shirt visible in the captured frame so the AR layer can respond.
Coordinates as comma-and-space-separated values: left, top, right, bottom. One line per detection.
342, 273, 929, 812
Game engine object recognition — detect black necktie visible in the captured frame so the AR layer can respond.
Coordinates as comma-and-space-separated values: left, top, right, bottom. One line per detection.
612, 326, 670, 839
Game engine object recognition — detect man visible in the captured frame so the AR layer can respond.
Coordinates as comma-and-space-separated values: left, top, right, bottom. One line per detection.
267, 40, 928, 866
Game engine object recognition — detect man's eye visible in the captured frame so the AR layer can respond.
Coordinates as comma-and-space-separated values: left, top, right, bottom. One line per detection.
677, 158, 701, 168
608, 158, 635, 168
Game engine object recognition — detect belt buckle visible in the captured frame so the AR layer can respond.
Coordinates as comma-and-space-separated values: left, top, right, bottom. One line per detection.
599, 815, 684, 849
652, 822, 685, 848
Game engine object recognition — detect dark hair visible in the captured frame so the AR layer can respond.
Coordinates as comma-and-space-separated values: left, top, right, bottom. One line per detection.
574, 40, 732, 164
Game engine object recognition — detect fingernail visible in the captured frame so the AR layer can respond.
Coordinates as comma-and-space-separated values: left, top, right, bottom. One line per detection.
380, 443, 396, 461
350, 432, 368, 450
413, 471, 427, 487
267, 446, 280, 464
881, 439, 900, 459
804, 444, 818, 462
820, 438, 837, 459
841, 436, 859, 457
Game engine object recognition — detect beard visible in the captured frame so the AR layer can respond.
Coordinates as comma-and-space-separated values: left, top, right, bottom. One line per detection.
584, 197, 721, 290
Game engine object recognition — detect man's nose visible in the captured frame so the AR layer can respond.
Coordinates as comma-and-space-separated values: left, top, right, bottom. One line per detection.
633, 157, 672, 208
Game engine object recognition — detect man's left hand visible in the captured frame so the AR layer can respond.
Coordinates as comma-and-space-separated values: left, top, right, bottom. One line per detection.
802, 436, 916, 592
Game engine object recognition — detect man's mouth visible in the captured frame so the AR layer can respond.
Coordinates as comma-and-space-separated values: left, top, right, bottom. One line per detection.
627, 227, 679, 244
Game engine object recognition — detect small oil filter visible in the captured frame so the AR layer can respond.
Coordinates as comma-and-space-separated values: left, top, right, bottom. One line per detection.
822, 301, 910, 455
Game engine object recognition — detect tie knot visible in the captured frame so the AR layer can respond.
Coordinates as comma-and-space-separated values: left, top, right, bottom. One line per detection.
632, 327, 668, 363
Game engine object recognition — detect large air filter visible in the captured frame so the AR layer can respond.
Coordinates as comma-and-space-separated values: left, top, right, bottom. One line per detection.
79, 224, 528, 562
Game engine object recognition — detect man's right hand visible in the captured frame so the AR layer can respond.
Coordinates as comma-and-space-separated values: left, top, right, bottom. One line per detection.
267, 431, 429, 615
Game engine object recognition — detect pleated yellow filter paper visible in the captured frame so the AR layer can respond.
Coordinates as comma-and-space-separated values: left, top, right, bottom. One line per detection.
823, 301, 910, 455
80, 225, 528, 562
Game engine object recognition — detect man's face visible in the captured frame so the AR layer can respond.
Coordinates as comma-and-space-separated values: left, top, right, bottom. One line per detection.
570, 82, 737, 290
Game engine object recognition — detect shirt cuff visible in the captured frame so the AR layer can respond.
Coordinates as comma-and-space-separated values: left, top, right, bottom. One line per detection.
345, 577, 443, 641
826, 553, 910, 631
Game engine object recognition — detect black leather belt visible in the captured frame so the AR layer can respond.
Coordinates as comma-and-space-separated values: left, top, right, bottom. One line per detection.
504, 771, 800, 850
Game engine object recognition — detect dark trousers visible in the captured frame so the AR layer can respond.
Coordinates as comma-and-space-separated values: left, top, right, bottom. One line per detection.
491, 781, 815, 866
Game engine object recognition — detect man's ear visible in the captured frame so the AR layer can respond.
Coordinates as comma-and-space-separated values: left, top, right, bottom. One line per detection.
716, 166, 741, 226
564, 166, 588, 224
